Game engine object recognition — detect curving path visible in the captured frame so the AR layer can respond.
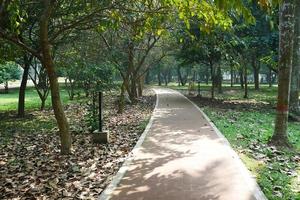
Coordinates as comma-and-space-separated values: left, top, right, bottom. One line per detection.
100, 88, 267, 200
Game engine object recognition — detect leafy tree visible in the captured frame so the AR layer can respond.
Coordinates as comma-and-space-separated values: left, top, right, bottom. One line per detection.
0, 61, 21, 93
0, 0, 114, 154
270, 0, 295, 146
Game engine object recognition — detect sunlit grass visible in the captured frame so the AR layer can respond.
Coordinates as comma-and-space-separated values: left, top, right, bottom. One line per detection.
0, 86, 73, 111
202, 107, 300, 200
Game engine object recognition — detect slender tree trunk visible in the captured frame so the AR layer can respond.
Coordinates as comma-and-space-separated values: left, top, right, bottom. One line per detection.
240, 70, 244, 89
230, 65, 234, 87
4, 81, 8, 93
177, 65, 184, 86
127, 42, 137, 102
253, 59, 260, 90
271, 0, 295, 146
130, 75, 137, 100
268, 68, 273, 87
244, 64, 248, 98
290, 0, 300, 114
210, 62, 215, 99
168, 70, 172, 83
137, 75, 144, 97
145, 71, 150, 85
158, 68, 162, 86
118, 82, 125, 114
18, 55, 30, 117
217, 64, 222, 94
206, 66, 209, 85
40, 97, 46, 111
40, 0, 71, 154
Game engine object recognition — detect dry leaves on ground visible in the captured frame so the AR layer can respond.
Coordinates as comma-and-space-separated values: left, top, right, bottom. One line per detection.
0, 90, 155, 200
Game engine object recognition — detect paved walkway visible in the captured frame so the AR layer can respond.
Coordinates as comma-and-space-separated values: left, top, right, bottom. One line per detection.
100, 88, 266, 200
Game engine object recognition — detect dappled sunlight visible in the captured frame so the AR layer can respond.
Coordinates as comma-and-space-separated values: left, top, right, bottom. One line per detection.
108, 88, 261, 200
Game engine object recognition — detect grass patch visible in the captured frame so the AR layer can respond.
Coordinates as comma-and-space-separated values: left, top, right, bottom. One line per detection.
162, 82, 278, 104
0, 86, 75, 111
199, 105, 299, 200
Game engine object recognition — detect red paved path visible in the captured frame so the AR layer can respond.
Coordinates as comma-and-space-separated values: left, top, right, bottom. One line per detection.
100, 88, 266, 200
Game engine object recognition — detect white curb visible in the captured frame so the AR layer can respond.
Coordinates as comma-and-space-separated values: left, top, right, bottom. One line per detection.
175, 90, 267, 200
99, 89, 160, 200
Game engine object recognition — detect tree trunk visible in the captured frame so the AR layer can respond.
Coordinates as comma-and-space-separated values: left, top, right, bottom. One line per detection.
145, 71, 150, 85
137, 75, 144, 97
253, 59, 260, 90
168, 70, 172, 83
130, 74, 137, 101
290, 0, 300, 114
210, 62, 215, 99
40, 0, 71, 154
240, 70, 244, 89
244, 64, 248, 98
271, 0, 295, 146
230, 65, 234, 87
18, 55, 30, 117
268, 67, 273, 87
206, 66, 209, 85
4, 81, 8, 93
177, 65, 184, 86
158, 69, 162, 86
40, 97, 46, 111
118, 82, 125, 114
217, 64, 222, 94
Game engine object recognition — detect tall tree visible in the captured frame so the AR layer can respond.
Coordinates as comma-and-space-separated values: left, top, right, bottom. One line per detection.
289, 0, 300, 115
0, 0, 114, 154
270, 0, 295, 146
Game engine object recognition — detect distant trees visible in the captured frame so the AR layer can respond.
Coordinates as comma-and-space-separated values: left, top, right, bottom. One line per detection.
0, 62, 21, 93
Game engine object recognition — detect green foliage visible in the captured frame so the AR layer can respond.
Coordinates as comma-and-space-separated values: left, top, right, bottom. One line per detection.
0, 62, 21, 84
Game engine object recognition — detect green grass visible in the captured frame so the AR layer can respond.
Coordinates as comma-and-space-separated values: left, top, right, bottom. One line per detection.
203, 108, 300, 200
163, 82, 278, 104
0, 86, 73, 111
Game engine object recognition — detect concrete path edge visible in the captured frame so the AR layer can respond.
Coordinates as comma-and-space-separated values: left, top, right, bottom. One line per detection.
177, 90, 267, 200
99, 88, 268, 200
98, 89, 160, 200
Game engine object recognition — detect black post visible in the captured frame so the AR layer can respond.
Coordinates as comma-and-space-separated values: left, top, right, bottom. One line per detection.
98, 91, 103, 132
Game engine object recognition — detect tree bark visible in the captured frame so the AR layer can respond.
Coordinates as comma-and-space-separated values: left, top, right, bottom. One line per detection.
145, 71, 150, 85
4, 81, 8, 93
210, 62, 215, 99
253, 58, 260, 90
244, 63, 248, 98
271, 0, 295, 146
158, 68, 162, 86
40, 0, 71, 154
18, 55, 31, 117
290, 0, 300, 114
117, 82, 125, 114
137, 75, 144, 97
268, 67, 273, 87
230, 65, 234, 87
217, 64, 222, 94
240, 70, 244, 89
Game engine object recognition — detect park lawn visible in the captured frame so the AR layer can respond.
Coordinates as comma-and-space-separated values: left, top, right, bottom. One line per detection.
164, 82, 278, 104
0, 86, 73, 111
203, 107, 300, 200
